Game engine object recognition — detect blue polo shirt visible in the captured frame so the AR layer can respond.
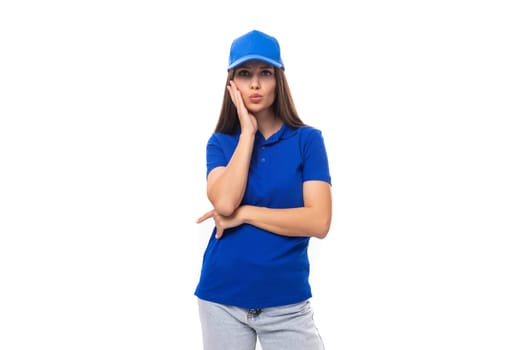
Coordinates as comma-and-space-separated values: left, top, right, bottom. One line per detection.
195, 123, 331, 308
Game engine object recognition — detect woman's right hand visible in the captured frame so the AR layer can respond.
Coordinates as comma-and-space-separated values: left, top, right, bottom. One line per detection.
227, 80, 257, 135
196, 207, 245, 239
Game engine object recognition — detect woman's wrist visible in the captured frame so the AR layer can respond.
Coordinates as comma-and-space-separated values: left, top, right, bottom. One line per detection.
237, 205, 252, 225
239, 129, 256, 138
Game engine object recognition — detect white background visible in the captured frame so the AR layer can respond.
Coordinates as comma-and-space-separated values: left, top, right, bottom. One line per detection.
1, 0, 524, 349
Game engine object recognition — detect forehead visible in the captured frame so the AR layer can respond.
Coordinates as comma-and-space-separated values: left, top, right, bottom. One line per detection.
237, 60, 275, 70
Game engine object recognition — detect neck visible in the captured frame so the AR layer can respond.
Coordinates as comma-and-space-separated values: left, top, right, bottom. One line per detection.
256, 112, 282, 140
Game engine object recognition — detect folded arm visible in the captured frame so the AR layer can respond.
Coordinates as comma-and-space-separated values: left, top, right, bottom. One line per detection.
198, 180, 332, 239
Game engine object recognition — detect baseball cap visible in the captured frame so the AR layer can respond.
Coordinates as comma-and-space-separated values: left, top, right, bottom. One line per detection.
228, 30, 284, 70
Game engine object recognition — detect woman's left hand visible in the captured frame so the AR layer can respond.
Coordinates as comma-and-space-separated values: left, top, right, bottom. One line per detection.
196, 208, 243, 239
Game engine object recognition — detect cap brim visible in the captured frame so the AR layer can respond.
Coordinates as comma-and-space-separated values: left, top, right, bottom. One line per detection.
228, 55, 284, 70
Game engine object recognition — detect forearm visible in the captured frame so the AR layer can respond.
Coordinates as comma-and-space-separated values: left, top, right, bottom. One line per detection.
239, 205, 331, 239
207, 133, 255, 215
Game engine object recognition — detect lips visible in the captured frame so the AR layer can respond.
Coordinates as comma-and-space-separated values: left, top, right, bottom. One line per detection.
249, 94, 262, 103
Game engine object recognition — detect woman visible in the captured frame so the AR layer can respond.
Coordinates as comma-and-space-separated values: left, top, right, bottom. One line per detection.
195, 29, 332, 350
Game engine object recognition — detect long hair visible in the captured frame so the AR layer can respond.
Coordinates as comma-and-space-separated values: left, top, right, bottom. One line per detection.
214, 68, 306, 134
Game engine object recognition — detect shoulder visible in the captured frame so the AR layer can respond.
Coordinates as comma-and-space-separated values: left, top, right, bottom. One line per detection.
293, 125, 326, 145
207, 130, 240, 146
297, 125, 323, 136
282, 124, 323, 139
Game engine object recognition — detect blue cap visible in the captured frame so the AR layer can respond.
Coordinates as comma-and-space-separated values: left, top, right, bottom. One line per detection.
228, 30, 284, 70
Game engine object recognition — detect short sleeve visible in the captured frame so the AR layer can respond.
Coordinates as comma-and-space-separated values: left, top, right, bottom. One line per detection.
301, 128, 331, 185
206, 134, 228, 177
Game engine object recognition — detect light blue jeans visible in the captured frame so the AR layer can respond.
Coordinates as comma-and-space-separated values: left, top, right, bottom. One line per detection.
198, 298, 325, 350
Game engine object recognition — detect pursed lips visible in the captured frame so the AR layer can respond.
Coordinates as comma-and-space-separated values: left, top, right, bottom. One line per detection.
249, 94, 263, 102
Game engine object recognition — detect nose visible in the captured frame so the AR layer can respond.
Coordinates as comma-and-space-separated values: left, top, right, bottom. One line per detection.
250, 76, 260, 89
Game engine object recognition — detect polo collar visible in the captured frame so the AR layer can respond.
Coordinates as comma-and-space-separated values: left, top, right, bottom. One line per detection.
256, 123, 298, 145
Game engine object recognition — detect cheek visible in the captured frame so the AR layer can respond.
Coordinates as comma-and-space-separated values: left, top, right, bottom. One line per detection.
232, 79, 249, 92
267, 81, 276, 93
267, 91, 276, 104
267, 85, 277, 102
231, 82, 249, 100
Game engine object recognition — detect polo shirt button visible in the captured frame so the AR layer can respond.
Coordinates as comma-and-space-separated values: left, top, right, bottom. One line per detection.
260, 158, 266, 162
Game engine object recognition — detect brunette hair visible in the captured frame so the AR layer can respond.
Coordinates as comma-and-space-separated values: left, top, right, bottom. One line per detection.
213, 68, 306, 134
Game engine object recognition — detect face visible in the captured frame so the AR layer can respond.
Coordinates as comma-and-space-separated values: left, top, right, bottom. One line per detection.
232, 60, 276, 114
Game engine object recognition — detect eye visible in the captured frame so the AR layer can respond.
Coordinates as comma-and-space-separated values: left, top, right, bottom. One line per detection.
236, 69, 251, 77
261, 69, 274, 77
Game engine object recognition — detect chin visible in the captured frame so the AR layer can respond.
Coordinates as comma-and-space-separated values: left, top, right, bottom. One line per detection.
247, 105, 271, 114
